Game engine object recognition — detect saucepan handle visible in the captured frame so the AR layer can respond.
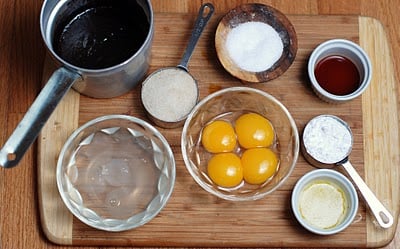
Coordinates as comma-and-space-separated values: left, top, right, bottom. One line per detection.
0, 67, 80, 168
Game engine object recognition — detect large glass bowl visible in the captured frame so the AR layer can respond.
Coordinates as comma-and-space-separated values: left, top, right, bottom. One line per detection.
181, 87, 299, 201
57, 115, 175, 231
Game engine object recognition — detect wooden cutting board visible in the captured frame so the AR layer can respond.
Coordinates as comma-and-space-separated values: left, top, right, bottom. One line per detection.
37, 13, 400, 248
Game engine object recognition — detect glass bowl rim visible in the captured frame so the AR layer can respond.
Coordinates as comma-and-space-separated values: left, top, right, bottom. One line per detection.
181, 86, 300, 201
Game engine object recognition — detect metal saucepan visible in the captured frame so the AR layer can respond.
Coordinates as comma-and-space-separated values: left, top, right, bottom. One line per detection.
0, 0, 154, 168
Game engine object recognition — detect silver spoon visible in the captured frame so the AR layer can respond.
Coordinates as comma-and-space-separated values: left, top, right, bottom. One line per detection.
302, 114, 393, 229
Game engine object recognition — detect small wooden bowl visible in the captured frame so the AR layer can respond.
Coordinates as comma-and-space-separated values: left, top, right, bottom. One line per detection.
215, 3, 298, 83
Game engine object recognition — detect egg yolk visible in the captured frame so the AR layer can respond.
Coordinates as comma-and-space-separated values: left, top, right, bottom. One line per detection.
235, 113, 275, 149
201, 120, 236, 153
207, 153, 243, 188
241, 147, 279, 185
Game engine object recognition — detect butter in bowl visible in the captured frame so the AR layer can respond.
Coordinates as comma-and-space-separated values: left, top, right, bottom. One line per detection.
291, 169, 359, 235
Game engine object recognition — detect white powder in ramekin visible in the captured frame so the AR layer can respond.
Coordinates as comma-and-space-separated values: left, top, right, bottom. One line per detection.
226, 21, 283, 72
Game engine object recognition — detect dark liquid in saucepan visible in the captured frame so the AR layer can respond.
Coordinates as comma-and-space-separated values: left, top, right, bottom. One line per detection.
52, 2, 149, 69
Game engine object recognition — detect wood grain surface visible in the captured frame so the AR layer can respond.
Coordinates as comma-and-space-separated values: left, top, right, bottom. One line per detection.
37, 12, 399, 248
1, 0, 399, 249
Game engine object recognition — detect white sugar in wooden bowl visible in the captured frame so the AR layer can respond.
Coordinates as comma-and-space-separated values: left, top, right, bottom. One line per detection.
225, 22, 283, 73
215, 3, 298, 83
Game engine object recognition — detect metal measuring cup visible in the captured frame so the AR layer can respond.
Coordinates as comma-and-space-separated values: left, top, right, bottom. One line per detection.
141, 3, 214, 128
301, 114, 393, 229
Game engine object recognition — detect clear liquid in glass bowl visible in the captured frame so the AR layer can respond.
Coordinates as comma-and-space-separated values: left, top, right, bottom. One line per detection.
57, 115, 175, 231
66, 127, 161, 219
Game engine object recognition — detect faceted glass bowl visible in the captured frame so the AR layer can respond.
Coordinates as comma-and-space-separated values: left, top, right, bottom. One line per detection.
181, 87, 299, 201
57, 115, 175, 231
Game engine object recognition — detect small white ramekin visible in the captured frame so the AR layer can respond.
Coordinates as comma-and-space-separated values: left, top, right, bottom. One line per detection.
291, 169, 359, 235
307, 39, 372, 103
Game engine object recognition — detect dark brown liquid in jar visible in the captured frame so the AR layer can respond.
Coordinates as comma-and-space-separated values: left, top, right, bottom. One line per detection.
314, 55, 361, 95
52, 1, 149, 69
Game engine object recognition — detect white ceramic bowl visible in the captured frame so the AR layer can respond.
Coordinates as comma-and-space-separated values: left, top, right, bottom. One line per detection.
308, 39, 372, 103
57, 115, 176, 232
291, 169, 359, 235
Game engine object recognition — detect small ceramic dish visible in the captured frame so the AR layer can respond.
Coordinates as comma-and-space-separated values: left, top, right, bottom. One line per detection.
291, 169, 359, 235
215, 3, 297, 83
308, 39, 372, 103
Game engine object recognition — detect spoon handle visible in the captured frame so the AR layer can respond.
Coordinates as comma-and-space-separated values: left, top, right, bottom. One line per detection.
341, 161, 393, 228
177, 3, 214, 71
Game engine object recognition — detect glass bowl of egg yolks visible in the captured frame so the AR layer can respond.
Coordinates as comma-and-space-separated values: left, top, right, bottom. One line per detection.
181, 87, 299, 201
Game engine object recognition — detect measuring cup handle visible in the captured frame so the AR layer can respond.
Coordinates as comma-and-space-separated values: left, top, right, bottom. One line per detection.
177, 3, 214, 71
341, 161, 394, 228
0, 67, 80, 168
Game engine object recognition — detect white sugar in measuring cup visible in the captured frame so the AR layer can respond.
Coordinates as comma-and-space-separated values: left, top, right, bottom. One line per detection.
301, 114, 393, 229
141, 3, 214, 128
